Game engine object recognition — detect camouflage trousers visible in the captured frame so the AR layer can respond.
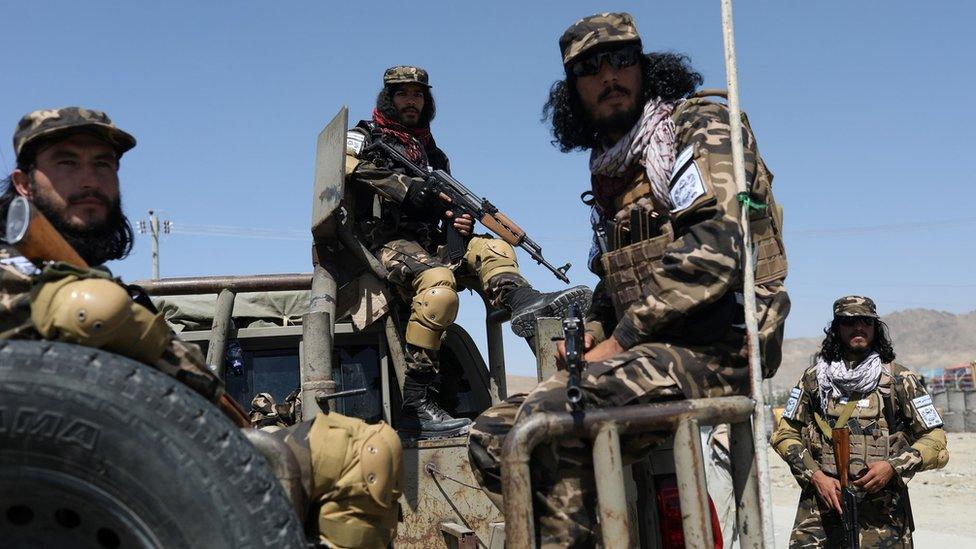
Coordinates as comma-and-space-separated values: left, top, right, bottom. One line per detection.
377, 236, 522, 374
468, 338, 747, 548
789, 487, 912, 548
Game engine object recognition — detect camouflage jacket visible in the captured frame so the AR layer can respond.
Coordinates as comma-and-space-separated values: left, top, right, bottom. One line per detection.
345, 120, 451, 251
771, 362, 949, 489
586, 94, 789, 377
0, 246, 223, 402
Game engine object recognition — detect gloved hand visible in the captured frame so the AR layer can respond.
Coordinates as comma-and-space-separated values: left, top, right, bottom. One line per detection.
404, 177, 445, 215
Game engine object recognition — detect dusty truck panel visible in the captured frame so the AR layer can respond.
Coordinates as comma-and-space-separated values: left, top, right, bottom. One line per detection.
399, 438, 504, 548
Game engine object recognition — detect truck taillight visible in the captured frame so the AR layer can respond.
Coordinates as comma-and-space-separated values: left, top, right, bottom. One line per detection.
655, 475, 723, 549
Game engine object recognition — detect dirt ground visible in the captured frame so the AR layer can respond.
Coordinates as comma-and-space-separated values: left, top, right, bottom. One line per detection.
769, 433, 976, 547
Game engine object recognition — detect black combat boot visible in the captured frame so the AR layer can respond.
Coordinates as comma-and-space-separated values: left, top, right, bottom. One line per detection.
499, 279, 593, 339
400, 371, 473, 439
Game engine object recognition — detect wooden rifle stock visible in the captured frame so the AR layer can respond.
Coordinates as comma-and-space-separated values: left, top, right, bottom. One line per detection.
478, 211, 525, 246
5, 196, 252, 429
832, 427, 850, 490
832, 426, 859, 548
6, 196, 88, 268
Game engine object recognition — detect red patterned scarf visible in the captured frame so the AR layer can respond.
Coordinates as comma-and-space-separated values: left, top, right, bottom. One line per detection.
372, 108, 435, 164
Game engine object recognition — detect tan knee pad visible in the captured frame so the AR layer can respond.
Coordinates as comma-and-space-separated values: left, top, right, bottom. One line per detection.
309, 413, 402, 548
465, 237, 520, 287
406, 267, 458, 350
31, 277, 170, 364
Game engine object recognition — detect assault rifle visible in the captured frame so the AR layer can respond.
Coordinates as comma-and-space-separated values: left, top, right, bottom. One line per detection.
4, 196, 253, 428
561, 304, 585, 411
368, 138, 572, 283
832, 426, 860, 549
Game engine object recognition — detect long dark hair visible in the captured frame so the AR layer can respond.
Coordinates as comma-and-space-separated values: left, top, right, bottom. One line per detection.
0, 172, 134, 265
376, 84, 437, 127
542, 52, 702, 152
815, 318, 897, 364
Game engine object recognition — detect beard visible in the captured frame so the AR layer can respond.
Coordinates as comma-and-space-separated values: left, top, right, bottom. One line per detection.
31, 184, 134, 266
588, 87, 643, 139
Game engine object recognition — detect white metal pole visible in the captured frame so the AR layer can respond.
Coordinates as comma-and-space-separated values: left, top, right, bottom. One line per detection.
719, 0, 776, 546
149, 209, 160, 280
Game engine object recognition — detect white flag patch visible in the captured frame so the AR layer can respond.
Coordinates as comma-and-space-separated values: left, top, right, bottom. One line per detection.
669, 152, 705, 212
912, 394, 943, 429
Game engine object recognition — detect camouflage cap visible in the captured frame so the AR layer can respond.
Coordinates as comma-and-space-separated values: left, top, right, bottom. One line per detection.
559, 12, 642, 66
13, 107, 136, 162
833, 296, 879, 318
383, 66, 431, 88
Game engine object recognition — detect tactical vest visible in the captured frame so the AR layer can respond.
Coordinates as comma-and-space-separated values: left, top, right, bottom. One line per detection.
596, 93, 788, 359
805, 366, 902, 480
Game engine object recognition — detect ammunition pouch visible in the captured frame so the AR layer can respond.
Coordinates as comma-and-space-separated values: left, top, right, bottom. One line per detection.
600, 225, 673, 318
751, 214, 787, 285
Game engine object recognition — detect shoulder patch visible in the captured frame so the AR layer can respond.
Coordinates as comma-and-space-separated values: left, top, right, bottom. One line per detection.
346, 129, 367, 157
782, 387, 802, 420
911, 394, 943, 429
669, 146, 705, 212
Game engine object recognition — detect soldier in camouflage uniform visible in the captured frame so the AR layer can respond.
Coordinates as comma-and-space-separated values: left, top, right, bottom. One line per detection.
345, 66, 592, 439
0, 107, 223, 400
772, 296, 949, 548
467, 13, 790, 546
0, 108, 404, 548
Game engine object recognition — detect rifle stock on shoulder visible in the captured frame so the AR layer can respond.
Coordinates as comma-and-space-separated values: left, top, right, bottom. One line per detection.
4, 196, 253, 428
6, 196, 88, 269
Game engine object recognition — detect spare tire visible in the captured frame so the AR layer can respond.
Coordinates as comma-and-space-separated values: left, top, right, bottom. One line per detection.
0, 340, 305, 549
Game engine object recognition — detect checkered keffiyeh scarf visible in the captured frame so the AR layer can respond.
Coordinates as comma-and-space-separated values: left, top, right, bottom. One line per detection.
372, 108, 434, 165
589, 97, 677, 209
815, 352, 883, 410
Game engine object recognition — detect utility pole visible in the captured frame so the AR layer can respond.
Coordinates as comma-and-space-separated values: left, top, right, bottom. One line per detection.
138, 210, 171, 279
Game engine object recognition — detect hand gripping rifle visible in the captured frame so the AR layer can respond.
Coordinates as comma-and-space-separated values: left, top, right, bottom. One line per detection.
831, 427, 860, 549
4, 196, 252, 428
368, 139, 572, 283
561, 304, 585, 411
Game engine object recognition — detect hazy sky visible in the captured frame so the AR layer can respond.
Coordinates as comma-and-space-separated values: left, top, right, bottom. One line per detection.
3, 2, 974, 376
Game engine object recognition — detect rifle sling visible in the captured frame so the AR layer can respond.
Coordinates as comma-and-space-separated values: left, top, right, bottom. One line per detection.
814, 398, 860, 440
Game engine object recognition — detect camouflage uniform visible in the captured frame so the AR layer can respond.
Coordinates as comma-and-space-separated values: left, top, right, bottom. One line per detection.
347, 66, 590, 376
772, 297, 949, 548
468, 13, 789, 547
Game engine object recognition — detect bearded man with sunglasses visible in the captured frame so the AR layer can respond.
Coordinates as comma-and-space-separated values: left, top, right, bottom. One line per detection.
772, 296, 948, 547
467, 12, 789, 545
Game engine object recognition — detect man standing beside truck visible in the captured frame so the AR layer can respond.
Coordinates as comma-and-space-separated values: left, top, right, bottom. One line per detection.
772, 296, 949, 547
345, 65, 592, 439
467, 12, 790, 546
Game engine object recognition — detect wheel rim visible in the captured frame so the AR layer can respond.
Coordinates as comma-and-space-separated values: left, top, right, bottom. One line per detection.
0, 466, 161, 549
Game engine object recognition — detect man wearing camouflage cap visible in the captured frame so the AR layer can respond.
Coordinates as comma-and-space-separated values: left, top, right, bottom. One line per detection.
467, 12, 790, 545
772, 296, 948, 547
345, 66, 591, 439
0, 107, 404, 548
0, 107, 223, 397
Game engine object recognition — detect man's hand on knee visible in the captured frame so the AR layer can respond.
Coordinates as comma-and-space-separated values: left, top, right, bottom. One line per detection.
583, 336, 624, 363
554, 333, 595, 369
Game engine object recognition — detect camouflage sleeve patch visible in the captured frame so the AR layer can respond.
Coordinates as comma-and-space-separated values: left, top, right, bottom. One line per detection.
782, 387, 802, 420
668, 146, 708, 212
911, 394, 943, 429
346, 128, 367, 157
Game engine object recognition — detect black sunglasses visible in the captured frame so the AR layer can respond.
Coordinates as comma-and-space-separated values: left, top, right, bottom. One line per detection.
571, 46, 642, 77
837, 316, 873, 327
